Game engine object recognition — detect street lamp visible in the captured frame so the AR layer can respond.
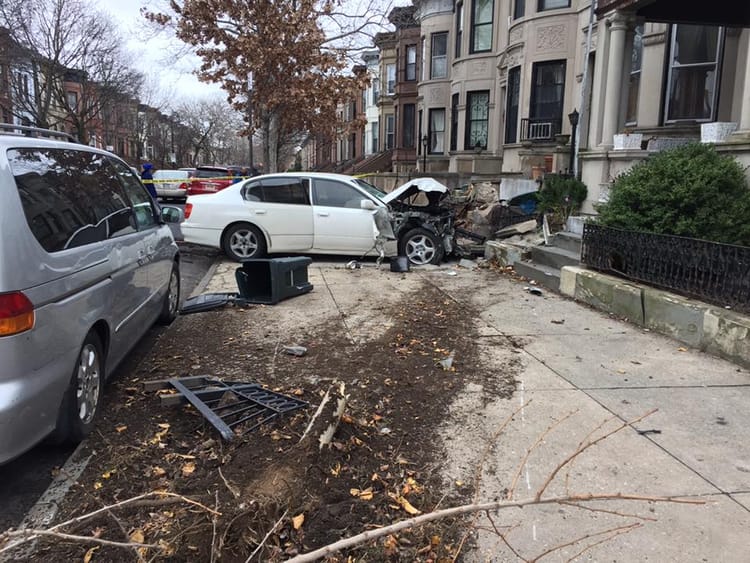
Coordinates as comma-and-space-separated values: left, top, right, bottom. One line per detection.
422, 134, 428, 171
568, 108, 579, 177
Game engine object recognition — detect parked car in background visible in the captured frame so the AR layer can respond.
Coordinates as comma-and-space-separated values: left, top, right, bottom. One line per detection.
186, 165, 253, 196
153, 169, 194, 201
181, 173, 455, 265
0, 126, 183, 464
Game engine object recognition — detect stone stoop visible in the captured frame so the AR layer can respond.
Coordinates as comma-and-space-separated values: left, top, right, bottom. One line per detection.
512, 232, 582, 291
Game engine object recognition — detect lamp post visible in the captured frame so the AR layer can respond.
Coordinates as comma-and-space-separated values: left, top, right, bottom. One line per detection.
568, 108, 579, 177
421, 134, 428, 172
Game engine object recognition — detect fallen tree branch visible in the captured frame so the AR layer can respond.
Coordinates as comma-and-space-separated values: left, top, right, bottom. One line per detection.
284, 493, 703, 563
0, 491, 220, 555
529, 522, 642, 562
245, 508, 288, 563
534, 409, 657, 501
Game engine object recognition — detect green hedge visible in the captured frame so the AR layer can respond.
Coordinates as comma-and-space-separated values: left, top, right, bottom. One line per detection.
595, 143, 750, 246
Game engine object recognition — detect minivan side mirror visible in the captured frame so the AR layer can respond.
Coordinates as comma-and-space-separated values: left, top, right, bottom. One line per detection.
360, 199, 377, 211
160, 206, 184, 224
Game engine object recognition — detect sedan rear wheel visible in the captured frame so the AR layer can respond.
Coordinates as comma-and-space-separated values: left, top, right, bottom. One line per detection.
399, 227, 444, 266
223, 222, 266, 261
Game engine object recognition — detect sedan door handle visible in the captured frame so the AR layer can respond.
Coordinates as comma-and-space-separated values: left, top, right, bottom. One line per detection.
317, 212, 330, 217
255, 210, 267, 215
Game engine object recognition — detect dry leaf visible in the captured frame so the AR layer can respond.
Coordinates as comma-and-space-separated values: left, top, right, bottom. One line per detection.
372, 414, 383, 421
330, 462, 341, 477
129, 528, 145, 544
181, 462, 196, 477
341, 414, 354, 424
677, 347, 688, 352
153, 466, 166, 477
93, 482, 102, 490
83, 546, 99, 562
101, 469, 115, 479
350, 487, 374, 501
157, 423, 170, 429
388, 492, 421, 514
292, 513, 305, 530
115, 425, 127, 433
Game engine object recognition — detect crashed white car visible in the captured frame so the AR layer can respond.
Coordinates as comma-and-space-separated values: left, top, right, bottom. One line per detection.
181, 172, 455, 265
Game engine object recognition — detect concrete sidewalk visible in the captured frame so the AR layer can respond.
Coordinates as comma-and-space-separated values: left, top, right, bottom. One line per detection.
204, 258, 750, 561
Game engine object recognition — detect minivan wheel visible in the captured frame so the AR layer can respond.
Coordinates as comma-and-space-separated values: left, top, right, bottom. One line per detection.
223, 222, 266, 261
53, 333, 104, 443
399, 228, 444, 265
158, 263, 180, 324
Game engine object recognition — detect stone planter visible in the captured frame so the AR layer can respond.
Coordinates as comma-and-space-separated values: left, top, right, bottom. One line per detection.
701, 122, 738, 143
554, 133, 570, 145
613, 133, 643, 150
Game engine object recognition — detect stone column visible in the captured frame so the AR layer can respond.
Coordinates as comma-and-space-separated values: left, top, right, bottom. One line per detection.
737, 33, 750, 134
600, 12, 630, 147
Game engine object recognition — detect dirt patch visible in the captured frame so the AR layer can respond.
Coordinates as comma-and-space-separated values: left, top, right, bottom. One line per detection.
18, 275, 519, 562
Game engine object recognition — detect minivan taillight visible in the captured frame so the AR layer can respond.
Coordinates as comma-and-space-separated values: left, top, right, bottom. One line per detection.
0, 292, 35, 336
184, 203, 193, 219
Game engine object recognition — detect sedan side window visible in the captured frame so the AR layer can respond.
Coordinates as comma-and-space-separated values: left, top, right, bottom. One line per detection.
312, 178, 368, 209
260, 178, 310, 205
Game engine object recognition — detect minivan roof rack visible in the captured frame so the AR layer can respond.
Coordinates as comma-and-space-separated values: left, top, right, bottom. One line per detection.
0, 123, 78, 143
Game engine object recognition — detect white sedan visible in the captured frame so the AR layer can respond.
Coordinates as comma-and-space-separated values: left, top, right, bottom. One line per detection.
181, 172, 454, 265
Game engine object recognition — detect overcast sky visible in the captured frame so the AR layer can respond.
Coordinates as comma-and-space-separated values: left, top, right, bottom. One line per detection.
98, 1, 223, 106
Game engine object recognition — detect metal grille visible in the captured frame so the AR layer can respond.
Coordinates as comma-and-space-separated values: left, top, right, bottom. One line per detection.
581, 224, 750, 313
165, 377, 308, 441
520, 118, 562, 141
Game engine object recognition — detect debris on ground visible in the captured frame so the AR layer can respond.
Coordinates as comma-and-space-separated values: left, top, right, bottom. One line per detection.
148, 376, 308, 441
525, 286, 543, 296
439, 350, 456, 371
282, 345, 308, 357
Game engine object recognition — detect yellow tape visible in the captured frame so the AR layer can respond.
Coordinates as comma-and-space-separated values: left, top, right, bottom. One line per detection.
147, 176, 252, 183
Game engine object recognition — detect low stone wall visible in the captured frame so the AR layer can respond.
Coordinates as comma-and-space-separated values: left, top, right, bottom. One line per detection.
560, 266, 750, 369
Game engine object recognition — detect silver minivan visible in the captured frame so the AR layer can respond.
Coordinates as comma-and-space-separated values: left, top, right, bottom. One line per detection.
0, 129, 182, 464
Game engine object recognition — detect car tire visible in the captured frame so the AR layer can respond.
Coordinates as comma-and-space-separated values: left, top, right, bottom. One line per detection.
52, 332, 105, 444
399, 227, 444, 266
223, 222, 266, 261
158, 263, 180, 324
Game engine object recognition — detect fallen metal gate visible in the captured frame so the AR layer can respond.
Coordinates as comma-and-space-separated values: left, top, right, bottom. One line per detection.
161, 376, 308, 440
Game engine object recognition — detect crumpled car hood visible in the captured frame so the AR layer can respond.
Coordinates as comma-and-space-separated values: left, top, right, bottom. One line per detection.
381, 177, 449, 204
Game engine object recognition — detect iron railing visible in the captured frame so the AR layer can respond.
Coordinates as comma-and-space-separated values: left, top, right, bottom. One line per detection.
581, 224, 750, 313
520, 118, 562, 142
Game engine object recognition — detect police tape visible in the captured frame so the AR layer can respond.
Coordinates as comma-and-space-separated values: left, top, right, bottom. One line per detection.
147, 176, 252, 183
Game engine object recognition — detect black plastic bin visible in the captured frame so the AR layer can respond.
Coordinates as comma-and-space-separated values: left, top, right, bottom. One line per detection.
235, 257, 314, 305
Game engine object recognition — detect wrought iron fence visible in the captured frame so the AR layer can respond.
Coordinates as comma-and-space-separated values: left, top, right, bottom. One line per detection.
581, 224, 750, 313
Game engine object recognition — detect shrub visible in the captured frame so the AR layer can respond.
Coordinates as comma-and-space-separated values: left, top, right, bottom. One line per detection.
595, 143, 750, 246
537, 174, 588, 228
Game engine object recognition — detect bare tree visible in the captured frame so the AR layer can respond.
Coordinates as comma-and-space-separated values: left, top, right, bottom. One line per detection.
0, 0, 140, 142
144, 0, 393, 173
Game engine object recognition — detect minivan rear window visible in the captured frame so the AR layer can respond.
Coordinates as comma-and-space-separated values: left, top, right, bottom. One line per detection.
9, 148, 137, 252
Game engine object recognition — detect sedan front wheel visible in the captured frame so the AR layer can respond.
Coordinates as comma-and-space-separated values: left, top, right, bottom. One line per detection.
399, 227, 444, 266
223, 222, 267, 261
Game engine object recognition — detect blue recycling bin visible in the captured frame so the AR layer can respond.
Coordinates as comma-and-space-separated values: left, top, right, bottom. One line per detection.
235, 257, 313, 305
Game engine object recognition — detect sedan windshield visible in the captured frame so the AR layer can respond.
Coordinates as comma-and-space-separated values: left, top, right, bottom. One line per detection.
355, 179, 387, 201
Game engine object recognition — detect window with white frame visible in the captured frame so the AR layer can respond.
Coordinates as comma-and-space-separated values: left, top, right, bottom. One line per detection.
429, 109, 446, 154
405, 45, 417, 81
386, 63, 396, 94
67, 91, 78, 110
431, 33, 448, 79
385, 114, 395, 149
538, 0, 569, 11
372, 74, 379, 105
372, 118, 379, 152
470, 0, 493, 53
626, 24, 643, 125
665, 24, 723, 122
421, 37, 426, 81
465, 91, 489, 149
455, 1, 464, 58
